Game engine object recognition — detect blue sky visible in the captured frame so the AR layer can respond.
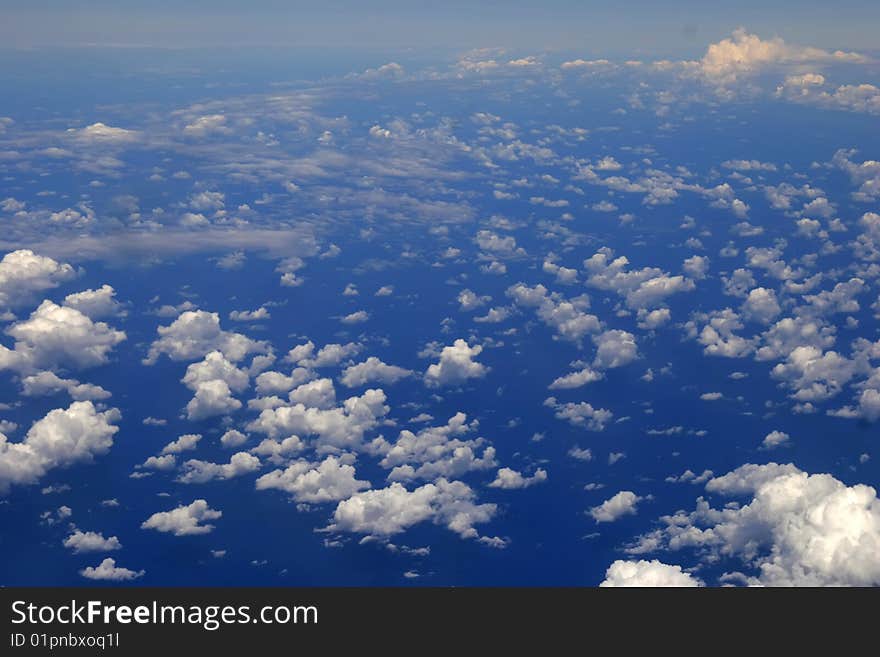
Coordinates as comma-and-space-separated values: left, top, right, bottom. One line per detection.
0, 20, 879, 587
1, 2, 879, 52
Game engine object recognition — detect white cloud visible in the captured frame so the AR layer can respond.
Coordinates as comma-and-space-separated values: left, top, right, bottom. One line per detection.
80, 558, 144, 581
63, 530, 122, 553
62, 285, 123, 319
247, 388, 389, 452
488, 467, 547, 489
0, 401, 120, 494
600, 560, 702, 587
589, 490, 643, 522
144, 310, 267, 365
161, 433, 202, 455
340, 357, 412, 387
256, 455, 369, 503
506, 283, 600, 343
548, 366, 603, 390
699, 29, 865, 82
329, 478, 496, 539
177, 452, 261, 484
0, 250, 76, 310
424, 339, 488, 387
372, 413, 496, 482
544, 397, 613, 431
20, 371, 111, 401
141, 499, 222, 536
629, 463, 880, 586
592, 330, 638, 369
0, 301, 126, 374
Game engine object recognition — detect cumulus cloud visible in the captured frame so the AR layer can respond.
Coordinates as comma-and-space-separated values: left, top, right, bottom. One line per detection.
144, 310, 267, 365
544, 397, 613, 431
600, 559, 702, 587
699, 29, 865, 82
488, 467, 547, 489
0, 250, 76, 310
0, 301, 126, 374
328, 478, 497, 540
424, 340, 488, 387
506, 283, 600, 343
589, 490, 643, 522
628, 463, 880, 586
20, 371, 111, 401
256, 455, 370, 503
339, 357, 412, 387
141, 499, 222, 536
80, 558, 144, 581
63, 530, 122, 553
247, 387, 389, 452
0, 401, 120, 494
372, 413, 496, 482
177, 452, 261, 484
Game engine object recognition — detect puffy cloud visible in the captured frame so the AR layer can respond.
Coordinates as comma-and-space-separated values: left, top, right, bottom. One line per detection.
141, 499, 222, 536
177, 452, 261, 484
62, 285, 123, 319
699, 29, 865, 82
771, 346, 861, 402
544, 397, 613, 431
329, 478, 496, 539
185, 379, 242, 420
63, 530, 121, 553
69, 122, 138, 143
0, 250, 76, 310
0, 301, 126, 374
424, 339, 488, 387
690, 308, 754, 358
144, 310, 267, 365
372, 413, 497, 482
488, 467, 547, 489
0, 401, 121, 494
761, 430, 791, 450
600, 560, 702, 587
181, 351, 250, 420
583, 248, 694, 310
220, 429, 248, 448
506, 283, 600, 343
340, 357, 413, 387
247, 388, 389, 452
633, 463, 880, 586
589, 490, 643, 522
548, 366, 603, 390
592, 330, 638, 369
20, 371, 111, 401
742, 288, 781, 324
340, 310, 369, 325
286, 341, 362, 368
256, 455, 370, 503
160, 434, 201, 455
457, 289, 490, 311
80, 558, 144, 581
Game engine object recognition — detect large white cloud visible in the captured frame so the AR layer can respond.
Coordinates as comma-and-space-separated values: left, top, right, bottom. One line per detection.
144, 310, 267, 365
424, 339, 488, 387
600, 560, 702, 587
0, 301, 126, 373
0, 401, 121, 494
0, 250, 76, 310
247, 387, 389, 452
371, 413, 497, 482
328, 478, 497, 540
256, 455, 370, 503
628, 463, 880, 586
